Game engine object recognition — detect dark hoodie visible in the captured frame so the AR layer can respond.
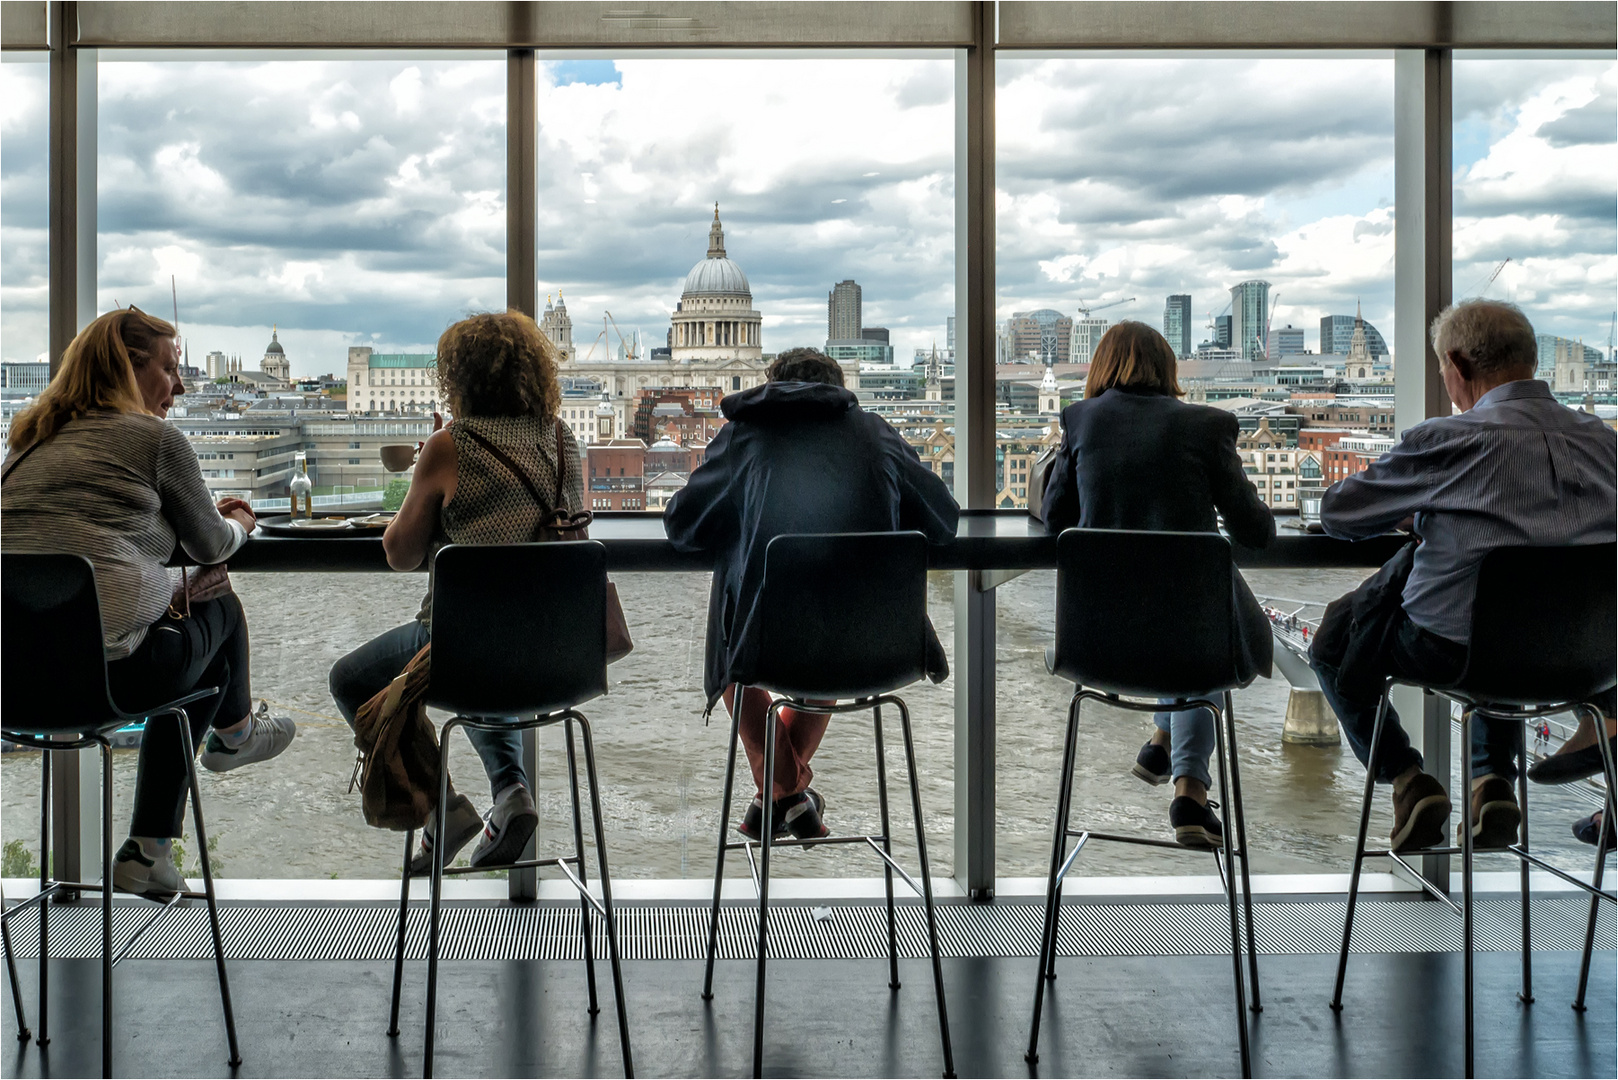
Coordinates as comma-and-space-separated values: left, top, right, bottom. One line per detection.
664, 381, 959, 706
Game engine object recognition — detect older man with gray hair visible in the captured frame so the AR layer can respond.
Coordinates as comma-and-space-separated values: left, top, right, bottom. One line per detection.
1309, 299, 1616, 853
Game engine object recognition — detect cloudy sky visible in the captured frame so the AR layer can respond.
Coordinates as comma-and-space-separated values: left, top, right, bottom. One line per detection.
1, 52, 1612, 374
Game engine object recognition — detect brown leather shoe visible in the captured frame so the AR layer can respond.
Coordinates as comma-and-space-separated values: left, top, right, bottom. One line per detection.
1459, 775, 1520, 849
1390, 772, 1450, 852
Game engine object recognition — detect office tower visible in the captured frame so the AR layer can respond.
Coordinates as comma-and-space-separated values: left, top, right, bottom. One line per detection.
1228, 280, 1271, 362
1163, 295, 1192, 358
946, 315, 955, 351
1320, 313, 1389, 358
1215, 315, 1233, 349
828, 279, 862, 342
862, 327, 890, 344
1070, 318, 1110, 363
1007, 309, 1073, 364
1266, 325, 1306, 359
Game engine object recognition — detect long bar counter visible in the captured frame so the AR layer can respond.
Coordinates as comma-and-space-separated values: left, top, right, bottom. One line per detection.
224, 509, 1408, 574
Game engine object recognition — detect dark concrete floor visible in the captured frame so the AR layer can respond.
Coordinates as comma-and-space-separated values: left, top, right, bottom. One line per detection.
3, 950, 1613, 1078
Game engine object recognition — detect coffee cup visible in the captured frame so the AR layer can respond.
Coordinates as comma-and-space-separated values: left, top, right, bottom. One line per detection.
379, 444, 418, 472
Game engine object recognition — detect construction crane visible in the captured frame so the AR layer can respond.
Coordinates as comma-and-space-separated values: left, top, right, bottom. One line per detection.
1463, 256, 1511, 297
583, 311, 641, 363
1260, 291, 1281, 361
1075, 297, 1135, 318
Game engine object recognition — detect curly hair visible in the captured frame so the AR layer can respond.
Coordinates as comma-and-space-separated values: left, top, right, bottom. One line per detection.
766, 346, 845, 387
435, 310, 562, 420
8, 306, 173, 451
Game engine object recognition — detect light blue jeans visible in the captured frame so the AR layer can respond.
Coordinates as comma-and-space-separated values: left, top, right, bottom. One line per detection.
1153, 701, 1216, 790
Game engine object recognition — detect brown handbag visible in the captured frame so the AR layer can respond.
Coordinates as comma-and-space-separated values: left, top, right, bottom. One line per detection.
459, 421, 634, 664
351, 642, 444, 830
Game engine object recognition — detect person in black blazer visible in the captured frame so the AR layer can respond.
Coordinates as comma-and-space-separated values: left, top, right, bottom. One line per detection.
1042, 321, 1275, 848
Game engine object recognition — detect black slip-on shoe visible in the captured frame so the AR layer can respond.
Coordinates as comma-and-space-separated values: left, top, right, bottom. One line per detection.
1169, 795, 1224, 850
1132, 741, 1171, 786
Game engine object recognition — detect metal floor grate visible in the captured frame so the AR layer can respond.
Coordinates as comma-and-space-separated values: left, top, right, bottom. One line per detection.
4, 896, 1611, 963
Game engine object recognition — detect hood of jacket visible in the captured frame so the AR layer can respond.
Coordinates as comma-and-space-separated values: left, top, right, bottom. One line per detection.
720, 380, 857, 423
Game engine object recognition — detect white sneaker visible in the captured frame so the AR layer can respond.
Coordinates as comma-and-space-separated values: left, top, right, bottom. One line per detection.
408, 793, 484, 877
113, 838, 189, 900
470, 785, 539, 869
199, 710, 296, 773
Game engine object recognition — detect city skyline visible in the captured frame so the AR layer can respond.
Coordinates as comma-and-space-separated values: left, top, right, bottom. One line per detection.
2, 56, 1612, 374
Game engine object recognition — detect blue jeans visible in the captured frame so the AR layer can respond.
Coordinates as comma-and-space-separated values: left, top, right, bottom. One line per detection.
1309, 611, 1519, 784
329, 621, 528, 799
1154, 702, 1215, 790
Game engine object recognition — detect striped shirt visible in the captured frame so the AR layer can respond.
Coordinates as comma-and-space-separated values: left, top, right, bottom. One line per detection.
1320, 379, 1617, 643
1, 411, 247, 658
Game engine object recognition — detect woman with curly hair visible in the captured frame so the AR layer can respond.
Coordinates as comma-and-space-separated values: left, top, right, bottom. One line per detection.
329, 310, 583, 873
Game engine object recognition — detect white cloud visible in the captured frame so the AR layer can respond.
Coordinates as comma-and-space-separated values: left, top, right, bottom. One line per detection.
1, 55, 1612, 372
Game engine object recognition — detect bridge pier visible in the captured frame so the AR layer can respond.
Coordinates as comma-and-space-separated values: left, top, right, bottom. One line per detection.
1283, 688, 1341, 746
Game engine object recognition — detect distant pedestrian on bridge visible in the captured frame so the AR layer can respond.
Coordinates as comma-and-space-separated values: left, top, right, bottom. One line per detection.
1308, 299, 1617, 853
1042, 321, 1274, 849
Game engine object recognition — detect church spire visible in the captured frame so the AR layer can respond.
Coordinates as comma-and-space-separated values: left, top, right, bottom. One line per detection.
707, 203, 726, 259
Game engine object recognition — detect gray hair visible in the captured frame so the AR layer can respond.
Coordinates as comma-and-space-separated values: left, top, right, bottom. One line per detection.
1429, 299, 1537, 376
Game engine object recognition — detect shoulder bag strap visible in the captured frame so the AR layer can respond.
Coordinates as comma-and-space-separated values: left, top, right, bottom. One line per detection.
552, 418, 569, 508
460, 426, 547, 507
0, 439, 44, 483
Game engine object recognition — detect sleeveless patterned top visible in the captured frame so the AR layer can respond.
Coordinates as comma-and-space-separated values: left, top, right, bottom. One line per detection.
415, 414, 586, 623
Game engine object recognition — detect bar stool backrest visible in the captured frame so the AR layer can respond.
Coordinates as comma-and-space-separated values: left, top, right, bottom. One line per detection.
427, 541, 609, 718
2, 552, 118, 736
1052, 528, 1239, 698
1453, 542, 1617, 707
747, 531, 929, 700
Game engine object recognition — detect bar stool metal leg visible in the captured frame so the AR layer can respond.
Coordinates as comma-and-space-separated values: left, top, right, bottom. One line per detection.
388, 829, 413, 1037
37, 747, 49, 1048
1573, 702, 1616, 1012
565, 719, 601, 1017
702, 689, 745, 1002
872, 703, 901, 991
893, 696, 955, 1079
1461, 708, 1475, 1080
751, 699, 783, 1079
1332, 682, 1391, 1012
177, 709, 242, 1068
100, 740, 114, 1079
1223, 691, 1262, 1012
575, 713, 634, 1077
1212, 696, 1253, 1079
1516, 725, 1533, 1004
1, 883, 27, 1044
1026, 690, 1081, 1064
422, 716, 459, 1078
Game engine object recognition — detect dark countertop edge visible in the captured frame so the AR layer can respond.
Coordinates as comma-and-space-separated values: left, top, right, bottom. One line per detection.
221, 516, 1404, 574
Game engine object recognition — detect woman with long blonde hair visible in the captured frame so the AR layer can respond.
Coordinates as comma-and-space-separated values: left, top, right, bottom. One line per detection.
2, 307, 295, 898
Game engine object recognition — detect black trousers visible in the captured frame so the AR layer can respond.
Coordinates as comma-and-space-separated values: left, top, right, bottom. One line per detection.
106, 593, 252, 838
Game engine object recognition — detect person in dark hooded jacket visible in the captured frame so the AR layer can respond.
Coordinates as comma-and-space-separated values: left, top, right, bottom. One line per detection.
665, 347, 958, 840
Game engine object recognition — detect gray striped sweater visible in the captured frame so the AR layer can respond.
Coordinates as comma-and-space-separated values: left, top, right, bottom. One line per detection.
1, 411, 247, 658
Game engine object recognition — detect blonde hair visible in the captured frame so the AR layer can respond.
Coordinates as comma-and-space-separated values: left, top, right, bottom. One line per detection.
435, 310, 562, 420
1085, 321, 1184, 399
7, 307, 176, 451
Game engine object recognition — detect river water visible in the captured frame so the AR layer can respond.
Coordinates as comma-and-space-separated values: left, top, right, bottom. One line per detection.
1, 567, 1604, 882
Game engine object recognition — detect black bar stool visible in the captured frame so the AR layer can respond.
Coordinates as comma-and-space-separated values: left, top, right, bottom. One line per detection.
0, 553, 240, 1078
1330, 542, 1616, 1079
1026, 529, 1264, 1078
698, 531, 955, 1079
390, 541, 632, 1079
